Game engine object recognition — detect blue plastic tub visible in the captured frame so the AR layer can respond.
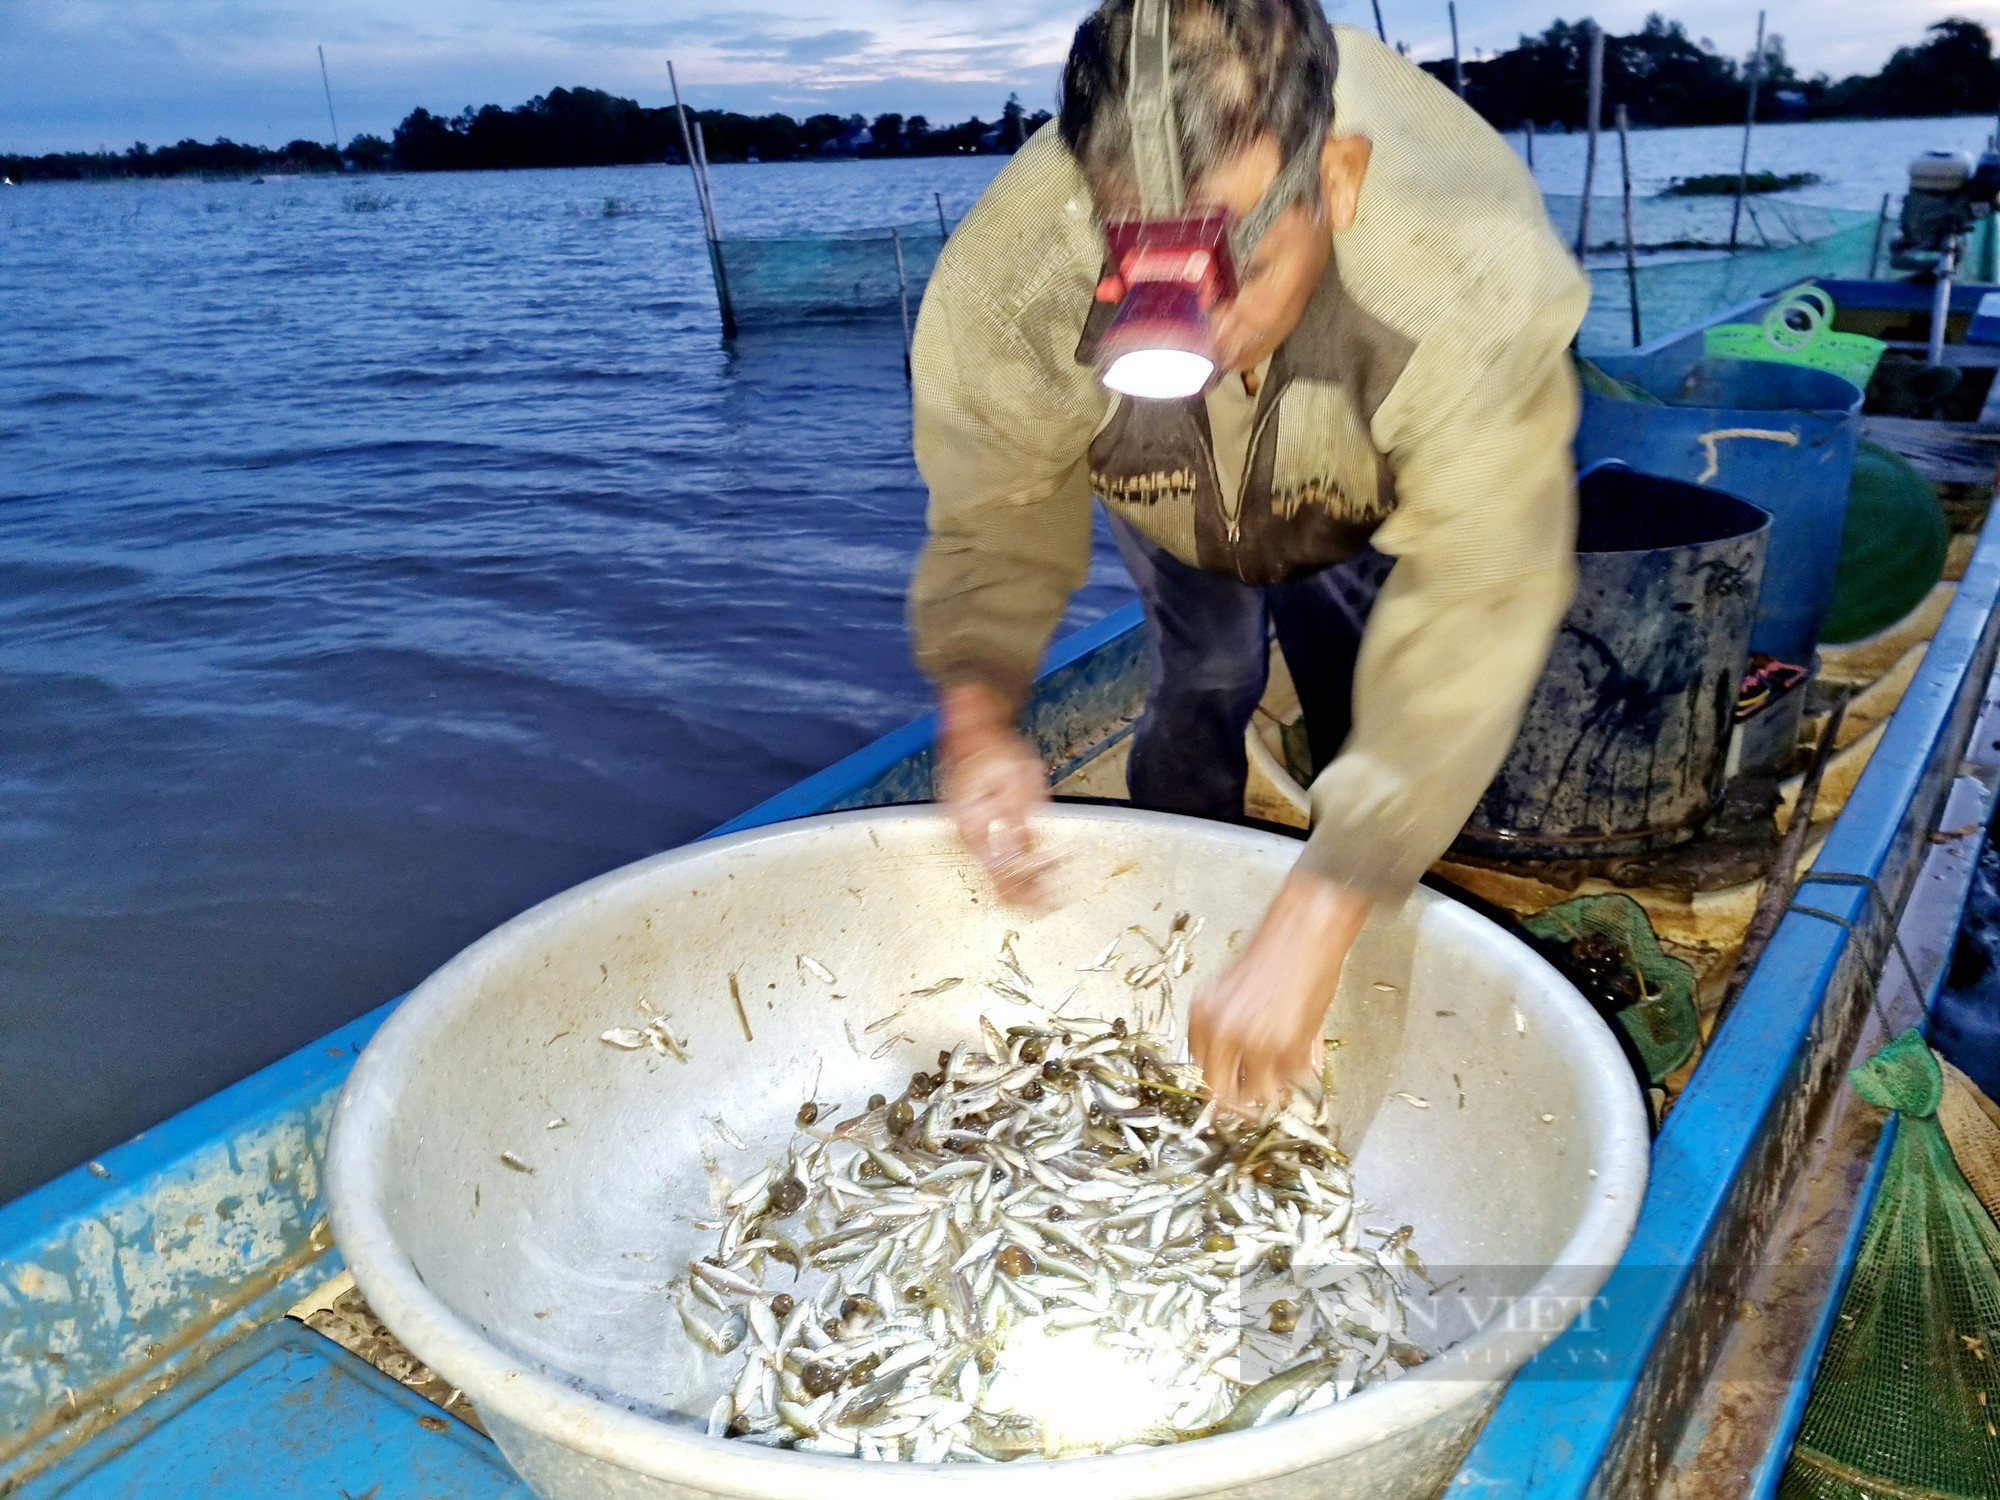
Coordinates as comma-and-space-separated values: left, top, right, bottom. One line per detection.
1577, 355, 1863, 666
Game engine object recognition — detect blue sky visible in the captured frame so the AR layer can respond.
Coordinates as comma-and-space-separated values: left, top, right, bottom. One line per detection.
2, 1, 1992, 153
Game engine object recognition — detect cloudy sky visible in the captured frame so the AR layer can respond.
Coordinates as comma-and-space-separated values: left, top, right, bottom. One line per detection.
2, 0, 1994, 153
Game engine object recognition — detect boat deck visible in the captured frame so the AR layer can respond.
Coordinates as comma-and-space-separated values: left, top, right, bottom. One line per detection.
5, 275, 1999, 1500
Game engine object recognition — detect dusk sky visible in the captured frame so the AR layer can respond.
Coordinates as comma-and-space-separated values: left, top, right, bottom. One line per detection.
3, 1, 1994, 154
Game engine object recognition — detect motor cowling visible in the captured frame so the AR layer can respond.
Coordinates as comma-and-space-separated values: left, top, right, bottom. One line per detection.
1893, 149, 2000, 273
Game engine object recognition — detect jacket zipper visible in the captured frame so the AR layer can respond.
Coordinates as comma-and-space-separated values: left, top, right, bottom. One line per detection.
1221, 380, 1288, 563
1196, 411, 1236, 549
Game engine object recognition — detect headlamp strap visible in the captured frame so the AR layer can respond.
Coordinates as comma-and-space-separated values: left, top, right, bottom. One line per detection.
1123, 0, 1331, 262
1228, 137, 1325, 263
1127, 0, 1185, 216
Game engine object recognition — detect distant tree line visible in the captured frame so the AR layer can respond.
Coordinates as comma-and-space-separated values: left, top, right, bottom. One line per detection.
1, 14, 1992, 183
388, 89, 1049, 170
0, 134, 384, 183
1424, 14, 1999, 129
0, 88, 1049, 181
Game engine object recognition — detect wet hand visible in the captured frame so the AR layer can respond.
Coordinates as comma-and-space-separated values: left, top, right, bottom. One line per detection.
1190, 869, 1371, 1112
938, 683, 1057, 909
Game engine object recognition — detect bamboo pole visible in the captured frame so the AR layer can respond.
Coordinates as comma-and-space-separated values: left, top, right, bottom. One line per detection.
1728, 11, 1766, 252
892, 227, 914, 383
1371, 0, 1387, 43
317, 46, 340, 153
667, 63, 716, 235
1618, 104, 1641, 346
1449, 3, 1466, 98
934, 191, 949, 238
1867, 192, 1890, 278
694, 120, 716, 201
1525, 117, 1535, 170
1715, 696, 1848, 1031
668, 61, 737, 337
1575, 21, 1603, 260
692, 122, 737, 336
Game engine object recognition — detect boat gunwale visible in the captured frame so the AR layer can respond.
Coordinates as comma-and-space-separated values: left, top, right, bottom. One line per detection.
1453, 414, 2000, 1493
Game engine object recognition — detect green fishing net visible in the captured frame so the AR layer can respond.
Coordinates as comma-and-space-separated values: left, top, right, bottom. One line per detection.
1780, 1030, 2000, 1500
1819, 439, 1950, 646
714, 223, 945, 326
1519, 893, 1699, 1084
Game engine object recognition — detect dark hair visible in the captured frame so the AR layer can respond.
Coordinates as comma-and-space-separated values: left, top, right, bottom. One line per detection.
1059, 0, 1338, 207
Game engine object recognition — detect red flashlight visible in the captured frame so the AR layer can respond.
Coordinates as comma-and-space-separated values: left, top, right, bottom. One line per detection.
1094, 210, 1236, 400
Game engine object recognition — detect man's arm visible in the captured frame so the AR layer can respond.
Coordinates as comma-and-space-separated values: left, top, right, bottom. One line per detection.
1298, 286, 1585, 902
1192, 269, 1585, 1111
906, 131, 1108, 895
908, 258, 1104, 704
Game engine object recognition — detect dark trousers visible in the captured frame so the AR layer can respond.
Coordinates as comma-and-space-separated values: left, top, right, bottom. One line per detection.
1107, 511, 1393, 821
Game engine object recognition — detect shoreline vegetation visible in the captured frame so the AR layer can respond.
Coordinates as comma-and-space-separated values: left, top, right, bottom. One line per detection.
1662, 169, 1824, 196
3, 14, 1995, 184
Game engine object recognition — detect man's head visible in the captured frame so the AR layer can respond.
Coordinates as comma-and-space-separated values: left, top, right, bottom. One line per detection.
1061, 0, 1369, 374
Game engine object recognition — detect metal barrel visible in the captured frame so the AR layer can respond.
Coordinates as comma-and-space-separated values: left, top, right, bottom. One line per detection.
1457, 466, 1770, 860
1575, 354, 1862, 667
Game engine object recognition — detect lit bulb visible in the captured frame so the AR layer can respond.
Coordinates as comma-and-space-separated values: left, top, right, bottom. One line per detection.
1102, 348, 1215, 400
978, 1315, 1192, 1453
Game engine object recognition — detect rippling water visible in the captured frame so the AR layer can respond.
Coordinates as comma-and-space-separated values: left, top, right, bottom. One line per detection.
0, 118, 1977, 1200
0, 157, 1141, 1199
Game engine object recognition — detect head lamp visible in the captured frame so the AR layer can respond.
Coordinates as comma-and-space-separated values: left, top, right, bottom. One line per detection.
1097, 211, 1234, 398
1092, 0, 1329, 400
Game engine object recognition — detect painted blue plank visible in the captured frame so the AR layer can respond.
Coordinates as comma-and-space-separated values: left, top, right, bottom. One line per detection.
12, 1321, 527, 1500
0, 1001, 393, 1247
0, 999, 402, 1473
1452, 512, 2000, 1495
1743, 684, 2000, 1496
1815, 277, 2000, 315
1629, 290, 1772, 355
1630, 277, 2000, 360
703, 710, 939, 838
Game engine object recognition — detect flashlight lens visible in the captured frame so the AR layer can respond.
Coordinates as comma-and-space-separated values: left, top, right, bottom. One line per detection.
1102, 348, 1215, 400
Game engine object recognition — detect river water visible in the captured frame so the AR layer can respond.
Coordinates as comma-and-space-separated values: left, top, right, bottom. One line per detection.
0, 114, 1984, 1201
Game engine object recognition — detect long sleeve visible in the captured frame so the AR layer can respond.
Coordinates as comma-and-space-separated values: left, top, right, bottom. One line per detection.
1297, 286, 1586, 902
907, 131, 1110, 708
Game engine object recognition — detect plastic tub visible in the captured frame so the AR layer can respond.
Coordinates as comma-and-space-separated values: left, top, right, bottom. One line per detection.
1577, 353, 1861, 665
328, 806, 1648, 1500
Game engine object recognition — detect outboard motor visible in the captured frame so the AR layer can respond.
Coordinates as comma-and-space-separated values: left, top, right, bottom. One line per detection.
1892, 149, 2000, 365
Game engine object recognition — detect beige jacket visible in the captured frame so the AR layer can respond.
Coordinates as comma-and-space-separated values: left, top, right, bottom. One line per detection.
909, 26, 1589, 902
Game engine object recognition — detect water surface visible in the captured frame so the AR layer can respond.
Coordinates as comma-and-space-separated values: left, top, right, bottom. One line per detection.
0, 118, 1977, 1200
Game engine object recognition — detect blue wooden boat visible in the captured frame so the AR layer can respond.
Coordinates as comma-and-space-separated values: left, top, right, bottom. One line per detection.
5, 277, 1999, 1499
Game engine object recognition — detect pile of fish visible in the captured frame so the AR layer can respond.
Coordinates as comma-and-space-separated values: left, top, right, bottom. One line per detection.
669, 925, 1431, 1463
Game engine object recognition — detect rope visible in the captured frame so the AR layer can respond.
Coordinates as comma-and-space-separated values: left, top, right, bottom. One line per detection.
1783, 869, 1927, 1039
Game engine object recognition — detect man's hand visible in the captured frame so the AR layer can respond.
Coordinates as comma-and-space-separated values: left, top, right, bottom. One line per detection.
938, 683, 1056, 908
1190, 868, 1372, 1112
